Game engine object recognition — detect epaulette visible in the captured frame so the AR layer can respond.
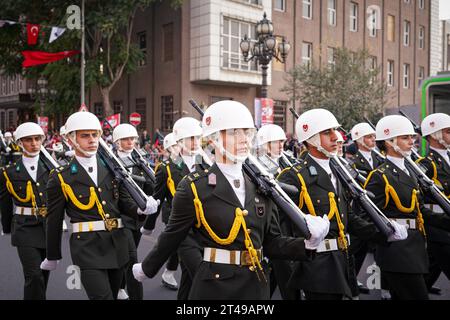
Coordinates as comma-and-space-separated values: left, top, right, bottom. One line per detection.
185, 168, 208, 183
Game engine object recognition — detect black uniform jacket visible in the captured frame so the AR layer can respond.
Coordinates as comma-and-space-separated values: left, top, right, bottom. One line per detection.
143, 157, 190, 229
364, 158, 450, 274
0, 157, 50, 248
141, 163, 309, 300
351, 150, 381, 177
45, 155, 139, 269
416, 150, 450, 244
277, 154, 381, 296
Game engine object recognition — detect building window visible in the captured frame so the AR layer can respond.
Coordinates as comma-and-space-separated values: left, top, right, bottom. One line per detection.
113, 101, 122, 115
210, 96, 232, 105
303, 0, 312, 19
222, 17, 257, 71
418, 66, 425, 83
7, 111, 14, 128
387, 60, 394, 87
274, 0, 285, 11
328, 0, 336, 27
237, 0, 262, 5
0, 112, 5, 131
387, 15, 395, 42
418, 25, 425, 49
93, 103, 104, 118
273, 36, 286, 71
136, 98, 147, 130
368, 56, 377, 84
327, 47, 335, 67
350, 2, 358, 32
137, 31, 147, 67
403, 63, 410, 89
302, 42, 312, 69
162, 23, 174, 62
273, 100, 287, 130
403, 20, 410, 47
369, 8, 378, 37
419, 0, 425, 10
161, 95, 174, 134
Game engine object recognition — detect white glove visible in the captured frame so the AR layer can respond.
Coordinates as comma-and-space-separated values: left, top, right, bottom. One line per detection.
132, 263, 149, 282
40, 258, 59, 271
304, 215, 330, 250
137, 197, 160, 216
5, 147, 11, 153
140, 226, 153, 236
64, 150, 75, 157
387, 220, 408, 242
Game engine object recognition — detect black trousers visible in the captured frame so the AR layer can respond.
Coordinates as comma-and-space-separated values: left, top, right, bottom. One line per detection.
381, 271, 429, 300
80, 267, 125, 300
426, 242, 450, 287
121, 228, 144, 300
17, 246, 49, 300
303, 291, 343, 300
269, 259, 298, 300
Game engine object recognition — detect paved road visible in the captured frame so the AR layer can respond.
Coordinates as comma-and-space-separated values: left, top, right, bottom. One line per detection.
1, 215, 448, 300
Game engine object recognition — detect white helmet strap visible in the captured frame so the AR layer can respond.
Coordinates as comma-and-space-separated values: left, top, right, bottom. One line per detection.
306, 133, 337, 158
357, 136, 374, 151
386, 138, 411, 157
216, 132, 247, 164
431, 130, 450, 150
68, 133, 98, 158
17, 138, 42, 157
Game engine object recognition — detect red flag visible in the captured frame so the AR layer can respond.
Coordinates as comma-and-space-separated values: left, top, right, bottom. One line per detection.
104, 114, 121, 128
26, 23, 40, 45
21, 50, 80, 68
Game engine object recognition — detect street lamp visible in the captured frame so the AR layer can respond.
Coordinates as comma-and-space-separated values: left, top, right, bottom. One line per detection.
240, 12, 291, 98
28, 76, 56, 116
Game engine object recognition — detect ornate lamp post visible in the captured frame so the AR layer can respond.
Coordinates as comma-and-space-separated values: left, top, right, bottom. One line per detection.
28, 76, 56, 116
240, 12, 291, 98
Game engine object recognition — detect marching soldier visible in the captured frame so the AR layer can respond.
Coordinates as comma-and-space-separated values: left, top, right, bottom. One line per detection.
348, 122, 380, 296
133, 100, 330, 300
418, 113, 450, 293
112, 123, 155, 300
53, 125, 75, 165
277, 109, 407, 300
256, 124, 297, 300
40, 111, 158, 300
0, 123, 51, 299
364, 115, 450, 300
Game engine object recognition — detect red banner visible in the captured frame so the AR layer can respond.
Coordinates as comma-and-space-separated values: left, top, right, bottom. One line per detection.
22, 50, 80, 68
260, 98, 274, 125
104, 113, 121, 128
37, 116, 48, 134
26, 23, 40, 45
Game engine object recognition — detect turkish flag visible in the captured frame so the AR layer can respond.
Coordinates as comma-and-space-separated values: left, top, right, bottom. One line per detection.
21, 50, 80, 68
104, 114, 121, 128
26, 23, 40, 45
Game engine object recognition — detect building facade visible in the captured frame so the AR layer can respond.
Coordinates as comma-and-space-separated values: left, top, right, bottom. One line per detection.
0, 0, 436, 134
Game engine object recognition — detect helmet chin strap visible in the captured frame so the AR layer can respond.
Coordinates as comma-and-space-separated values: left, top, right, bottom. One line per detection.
357, 137, 374, 151
216, 134, 248, 163
68, 136, 97, 158
386, 138, 412, 157
431, 130, 450, 150
307, 133, 338, 158
18, 141, 40, 157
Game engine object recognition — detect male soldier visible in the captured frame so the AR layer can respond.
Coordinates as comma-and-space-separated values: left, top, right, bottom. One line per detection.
142, 117, 209, 295
40, 111, 158, 300
364, 115, 450, 299
5, 131, 22, 164
256, 124, 297, 300
418, 113, 450, 294
133, 100, 330, 300
53, 125, 75, 165
112, 123, 154, 300
0, 123, 51, 299
348, 122, 381, 296
277, 109, 407, 300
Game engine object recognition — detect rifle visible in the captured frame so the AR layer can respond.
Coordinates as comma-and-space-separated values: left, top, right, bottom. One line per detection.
40, 146, 61, 171
97, 138, 149, 210
190, 98, 312, 239
0, 132, 9, 153
398, 111, 450, 215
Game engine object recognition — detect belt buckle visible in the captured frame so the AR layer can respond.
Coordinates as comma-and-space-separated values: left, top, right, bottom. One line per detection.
38, 208, 48, 218
240, 250, 261, 266
104, 218, 118, 231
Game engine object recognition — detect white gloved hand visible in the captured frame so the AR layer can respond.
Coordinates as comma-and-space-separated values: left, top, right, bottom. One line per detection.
5, 147, 11, 153
64, 150, 75, 157
304, 215, 330, 250
137, 197, 160, 216
132, 263, 150, 282
40, 258, 59, 271
140, 226, 153, 236
387, 220, 408, 242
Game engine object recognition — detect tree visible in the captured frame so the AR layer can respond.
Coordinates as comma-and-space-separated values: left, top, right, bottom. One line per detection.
281, 47, 388, 129
0, 0, 182, 116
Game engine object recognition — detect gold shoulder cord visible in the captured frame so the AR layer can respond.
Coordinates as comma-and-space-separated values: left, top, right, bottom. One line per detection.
190, 181, 266, 281
3, 171, 37, 209
166, 165, 176, 197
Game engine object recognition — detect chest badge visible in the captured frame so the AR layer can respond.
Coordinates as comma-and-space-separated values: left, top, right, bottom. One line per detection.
208, 173, 216, 186
255, 204, 265, 217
